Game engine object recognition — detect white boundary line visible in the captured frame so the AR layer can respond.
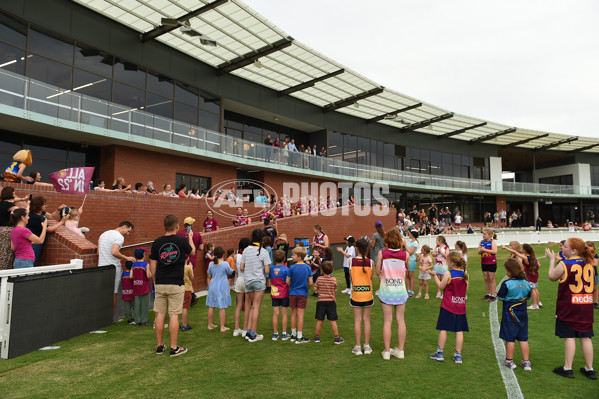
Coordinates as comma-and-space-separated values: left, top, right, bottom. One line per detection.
489, 301, 525, 399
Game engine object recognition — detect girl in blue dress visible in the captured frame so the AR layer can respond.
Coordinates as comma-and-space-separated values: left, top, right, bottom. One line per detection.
206, 246, 234, 332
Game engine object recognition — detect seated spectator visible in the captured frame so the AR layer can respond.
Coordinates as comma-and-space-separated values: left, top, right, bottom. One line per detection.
466, 224, 475, 234
189, 187, 201, 199
146, 181, 159, 194
94, 179, 111, 191
27, 171, 54, 187
547, 220, 554, 228
112, 177, 131, 192
132, 182, 148, 194
162, 184, 177, 197
177, 183, 190, 198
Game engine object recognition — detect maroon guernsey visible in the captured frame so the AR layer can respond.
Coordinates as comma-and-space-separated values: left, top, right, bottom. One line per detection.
556, 256, 595, 331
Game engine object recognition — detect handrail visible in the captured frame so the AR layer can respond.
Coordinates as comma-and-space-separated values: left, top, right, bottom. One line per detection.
0, 69, 597, 197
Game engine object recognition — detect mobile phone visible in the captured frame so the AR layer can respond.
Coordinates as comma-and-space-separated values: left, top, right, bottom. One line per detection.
186, 225, 192, 236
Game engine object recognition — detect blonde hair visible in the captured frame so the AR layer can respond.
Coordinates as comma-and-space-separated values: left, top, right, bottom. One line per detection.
292, 246, 307, 259
509, 240, 522, 254
483, 228, 496, 240
68, 209, 80, 219
447, 252, 468, 284
113, 177, 124, 187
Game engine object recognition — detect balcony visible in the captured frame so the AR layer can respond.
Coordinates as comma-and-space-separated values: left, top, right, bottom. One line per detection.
0, 69, 596, 198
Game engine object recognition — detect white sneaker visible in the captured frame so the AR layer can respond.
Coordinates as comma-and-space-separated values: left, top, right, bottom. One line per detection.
390, 347, 405, 359
363, 345, 373, 355
352, 345, 363, 356
538, 302, 543, 308
241, 330, 247, 338
248, 334, 263, 342
381, 350, 391, 360
527, 305, 539, 310
233, 329, 242, 337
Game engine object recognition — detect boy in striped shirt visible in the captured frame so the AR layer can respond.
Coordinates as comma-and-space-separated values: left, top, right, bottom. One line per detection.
313, 261, 344, 344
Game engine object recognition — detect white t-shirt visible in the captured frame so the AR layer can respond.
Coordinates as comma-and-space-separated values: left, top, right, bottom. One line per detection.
455, 215, 462, 224
98, 230, 124, 267
343, 245, 355, 269
241, 245, 271, 284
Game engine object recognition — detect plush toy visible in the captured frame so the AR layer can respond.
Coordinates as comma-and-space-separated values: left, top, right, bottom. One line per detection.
4, 149, 33, 182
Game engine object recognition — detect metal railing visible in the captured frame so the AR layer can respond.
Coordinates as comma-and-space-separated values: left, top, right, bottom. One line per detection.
0, 69, 596, 197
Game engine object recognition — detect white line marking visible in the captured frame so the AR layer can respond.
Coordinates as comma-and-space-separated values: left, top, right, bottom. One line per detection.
489, 301, 525, 399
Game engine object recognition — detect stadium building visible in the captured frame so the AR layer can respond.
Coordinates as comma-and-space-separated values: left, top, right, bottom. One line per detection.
1, 0, 599, 229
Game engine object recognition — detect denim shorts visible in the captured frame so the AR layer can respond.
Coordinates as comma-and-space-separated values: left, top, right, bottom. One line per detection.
245, 280, 266, 292
14, 257, 34, 269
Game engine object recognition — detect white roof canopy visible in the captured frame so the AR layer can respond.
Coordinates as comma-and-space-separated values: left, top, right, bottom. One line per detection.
73, 0, 599, 153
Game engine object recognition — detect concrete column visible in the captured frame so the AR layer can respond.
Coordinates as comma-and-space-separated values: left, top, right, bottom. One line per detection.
489, 156, 502, 191
533, 200, 539, 221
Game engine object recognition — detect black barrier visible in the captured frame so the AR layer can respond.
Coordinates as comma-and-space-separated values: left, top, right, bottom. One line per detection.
5, 267, 114, 359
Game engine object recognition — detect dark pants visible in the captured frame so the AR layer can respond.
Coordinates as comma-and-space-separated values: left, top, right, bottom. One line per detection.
32, 244, 43, 265
344, 268, 351, 289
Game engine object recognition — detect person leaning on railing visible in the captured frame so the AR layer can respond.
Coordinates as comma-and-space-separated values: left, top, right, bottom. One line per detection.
0, 186, 31, 270
27, 197, 69, 265
10, 208, 47, 269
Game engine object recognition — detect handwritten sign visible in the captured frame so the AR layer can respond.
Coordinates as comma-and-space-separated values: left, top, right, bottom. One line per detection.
48, 167, 95, 195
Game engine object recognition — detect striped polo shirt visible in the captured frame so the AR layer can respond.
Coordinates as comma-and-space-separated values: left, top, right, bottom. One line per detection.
315, 274, 337, 302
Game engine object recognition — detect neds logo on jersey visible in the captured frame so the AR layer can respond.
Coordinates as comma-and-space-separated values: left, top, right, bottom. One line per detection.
571, 294, 593, 304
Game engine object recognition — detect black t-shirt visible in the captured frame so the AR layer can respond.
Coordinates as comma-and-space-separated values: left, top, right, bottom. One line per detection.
0, 201, 15, 227
150, 234, 192, 285
27, 212, 46, 237
275, 242, 289, 258
264, 226, 277, 245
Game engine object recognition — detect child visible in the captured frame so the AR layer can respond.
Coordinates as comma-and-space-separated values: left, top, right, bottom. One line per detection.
270, 249, 290, 340
586, 241, 599, 310
455, 240, 468, 263
262, 236, 274, 294
287, 246, 313, 344
226, 248, 236, 291
350, 238, 374, 355
323, 247, 334, 263
314, 261, 343, 344
505, 243, 542, 309
233, 238, 251, 337
206, 247, 234, 332
180, 260, 194, 331
131, 248, 151, 326
204, 243, 214, 270
416, 245, 433, 299
432, 235, 450, 299
429, 252, 469, 364
337, 236, 356, 294
478, 228, 498, 302
497, 258, 532, 371
65, 207, 86, 237
546, 238, 596, 379
122, 261, 135, 324
309, 248, 322, 297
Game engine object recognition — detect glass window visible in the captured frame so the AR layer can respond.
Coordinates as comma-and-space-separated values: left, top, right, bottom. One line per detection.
431, 151, 441, 163
384, 143, 394, 155
384, 154, 395, 169
411, 148, 420, 161
112, 81, 144, 109
442, 153, 452, 176
29, 27, 74, 64
453, 153, 461, 164
26, 54, 73, 89
75, 45, 113, 77
0, 12, 27, 48
226, 119, 243, 130
199, 109, 220, 132
68, 150, 87, 164
329, 131, 343, 147
225, 128, 242, 138
146, 92, 173, 120
114, 59, 146, 88
200, 94, 220, 113
0, 42, 26, 75
73, 69, 111, 101
358, 137, 370, 152
175, 83, 198, 105
147, 72, 174, 97
421, 149, 430, 161
174, 101, 198, 125
344, 134, 357, 149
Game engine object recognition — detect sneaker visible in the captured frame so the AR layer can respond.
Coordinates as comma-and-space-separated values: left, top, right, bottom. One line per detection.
580, 368, 597, 380
415, 293, 422, 299
430, 351, 444, 362
407, 291, 414, 298
352, 345, 363, 355
248, 334, 264, 343
180, 325, 192, 331
504, 359, 517, 370
390, 347, 404, 359
527, 304, 540, 310
272, 333, 279, 341
241, 330, 247, 338
313, 335, 320, 343
424, 294, 430, 300
295, 337, 310, 344
538, 301, 544, 308
190, 295, 199, 307
381, 350, 391, 360
453, 354, 463, 364
311, 292, 318, 297
521, 360, 532, 371
489, 296, 497, 302
334, 337, 345, 345
594, 302, 599, 309
170, 346, 188, 357
363, 344, 373, 355
127, 319, 135, 325
290, 335, 297, 342
482, 295, 490, 301
553, 366, 574, 378
436, 293, 443, 299
281, 332, 290, 341
233, 329, 242, 337
155, 344, 166, 355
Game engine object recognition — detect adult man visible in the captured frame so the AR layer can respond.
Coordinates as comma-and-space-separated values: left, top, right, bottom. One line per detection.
264, 134, 273, 161
146, 181, 158, 194
176, 217, 203, 268
150, 215, 195, 357
98, 221, 135, 315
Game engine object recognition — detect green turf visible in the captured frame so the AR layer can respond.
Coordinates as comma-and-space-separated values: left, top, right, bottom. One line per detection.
0, 244, 598, 398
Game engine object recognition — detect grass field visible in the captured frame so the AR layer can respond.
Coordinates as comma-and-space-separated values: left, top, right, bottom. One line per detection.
1, 244, 598, 398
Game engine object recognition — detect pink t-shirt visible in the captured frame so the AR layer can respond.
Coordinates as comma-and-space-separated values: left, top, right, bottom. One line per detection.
10, 226, 35, 260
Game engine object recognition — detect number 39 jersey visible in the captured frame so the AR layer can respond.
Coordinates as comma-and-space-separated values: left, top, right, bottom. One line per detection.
556, 256, 595, 331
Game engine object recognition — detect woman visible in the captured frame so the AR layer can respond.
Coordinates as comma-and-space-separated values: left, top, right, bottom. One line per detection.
189, 187, 201, 199
27, 196, 68, 265
94, 179, 110, 191
376, 228, 408, 360
27, 171, 54, 187
10, 208, 47, 269
203, 210, 219, 233
162, 184, 176, 197
1, 187, 29, 270
112, 177, 131, 192
239, 229, 271, 341
370, 221, 385, 265
177, 183, 190, 198
405, 229, 420, 297
312, 224, 329, 252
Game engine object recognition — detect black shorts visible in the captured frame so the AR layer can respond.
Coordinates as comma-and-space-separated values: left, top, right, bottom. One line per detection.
481, 263, 497, 273
271, 297, 289, 307
350, 298, 374, 308
315, 301, 338, 321
555, 318, 594, 339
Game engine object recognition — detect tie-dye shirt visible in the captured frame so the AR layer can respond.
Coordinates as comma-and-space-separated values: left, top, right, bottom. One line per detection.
378, 248, 408, 305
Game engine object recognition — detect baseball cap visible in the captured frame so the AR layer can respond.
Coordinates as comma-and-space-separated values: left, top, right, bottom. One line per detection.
134, 248, 146, 259
375, 221, 383, 228
344, 235, 355, 243
184, 217, 195, 225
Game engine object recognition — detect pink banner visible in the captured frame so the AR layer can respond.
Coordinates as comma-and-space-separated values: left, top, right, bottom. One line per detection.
48, 167, 95, 195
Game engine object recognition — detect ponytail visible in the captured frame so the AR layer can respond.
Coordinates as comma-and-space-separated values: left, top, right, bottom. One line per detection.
355, 238, 369, 274
448, 252, 468, 285
10, 208, 27, 227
